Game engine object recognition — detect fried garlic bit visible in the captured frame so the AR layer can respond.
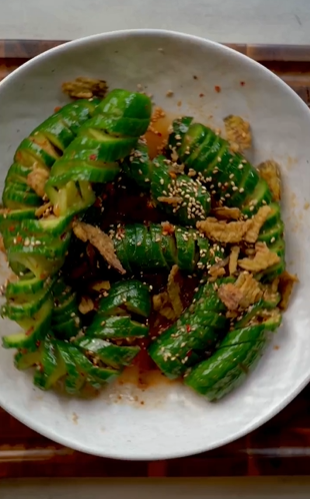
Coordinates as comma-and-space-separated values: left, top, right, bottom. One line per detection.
79, 296, 94, 315
197, 206, 272, 245
73, 221, 125, 275
211, 206, 241, 221
27, 167, 49, 198
62, 76, 108, 99
243, 205, 272, 244
228, 246, 240, 275
218, 271, 262, 310
278, 270, 298, 311
224, 115, 252, 152
157, 196, 183, 205
153, 292, 177, 321
257, 160, 282, 201
238, 242, 280, 273
197, 217, 252, 244
167, 264, 184, 318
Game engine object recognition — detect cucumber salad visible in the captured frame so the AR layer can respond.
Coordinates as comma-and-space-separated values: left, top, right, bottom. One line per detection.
0, 80, 297, 401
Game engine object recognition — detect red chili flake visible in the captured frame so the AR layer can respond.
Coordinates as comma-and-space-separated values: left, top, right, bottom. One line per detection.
199, 93, 204, 98
60, 232, 67, 240
146, 199, 155, 209
36, 341, 41, 348
89, 154, 97, 161
8, 225, 15, 232
186, 324, 191, 333
94, 197, 102, 208
157, 132, 162, 137
215, 86, 221, 93
38, 362, 44, 372
25, 326, 34, 337
20, 348, 28, 354
54, 106, 62, 112
240, 81, 245, 86
16, 235, 23, 243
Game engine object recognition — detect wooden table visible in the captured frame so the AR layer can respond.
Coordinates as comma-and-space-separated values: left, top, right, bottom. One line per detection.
1, 40, 310, 478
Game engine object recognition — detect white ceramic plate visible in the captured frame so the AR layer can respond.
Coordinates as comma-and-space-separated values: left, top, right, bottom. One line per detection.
0, 30, 309, 460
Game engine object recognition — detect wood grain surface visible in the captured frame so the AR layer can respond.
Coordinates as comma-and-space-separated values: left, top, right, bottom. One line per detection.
0, 39, 310, 478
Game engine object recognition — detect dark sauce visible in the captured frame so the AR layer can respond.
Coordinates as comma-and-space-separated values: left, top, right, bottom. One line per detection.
63, 111, 200, 387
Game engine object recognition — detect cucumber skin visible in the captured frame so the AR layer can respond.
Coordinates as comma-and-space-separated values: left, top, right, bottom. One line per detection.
184, 313, 282, 401
149, 281, 230, 379
184, 339, 267, 401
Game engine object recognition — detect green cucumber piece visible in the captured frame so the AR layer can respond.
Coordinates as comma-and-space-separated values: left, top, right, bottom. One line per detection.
2, 299, 53, 350
33, 336, 67, 390
96, 89, 152, 120
168, 116, 193, 152
86, 315, 149, 340
6, 274, 48, 296
82, 115, 150, 137
258, 220, 284, 244
48, 160, 120, 186
68, 345, 120, 384
175, 227, 197, 272
75, 337, 140, 370
98, 280, 151, 318
260, 202, 281, 231
45, 179, 96, 217
33, 115, 75, 152
14, 348, 42, 370
15, 133, 59, 168
0, 207, 37, 225
149, 281, 229, 378
66, 133, 136, 162
56, 341, 85, 395
2, 185, 42, 209
123, 141, 153, 190
184, 339, 267, 401
53, 317, 81, 340
242, 178, 272, 216
1, 276, 55, 320
178, 123, 212, 165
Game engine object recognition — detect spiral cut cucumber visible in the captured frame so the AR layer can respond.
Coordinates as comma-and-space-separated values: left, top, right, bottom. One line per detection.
45, 89, 152, 217
110, 222, 225, 274
3, 99, 100, 210
184, 303, 282, 401
149, 279, 231, 378
13, 281, 151, 393
0, 90, 152, 369
123, 142, 211, 226
149, 272, 282, 389
166, 118, 285, 281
